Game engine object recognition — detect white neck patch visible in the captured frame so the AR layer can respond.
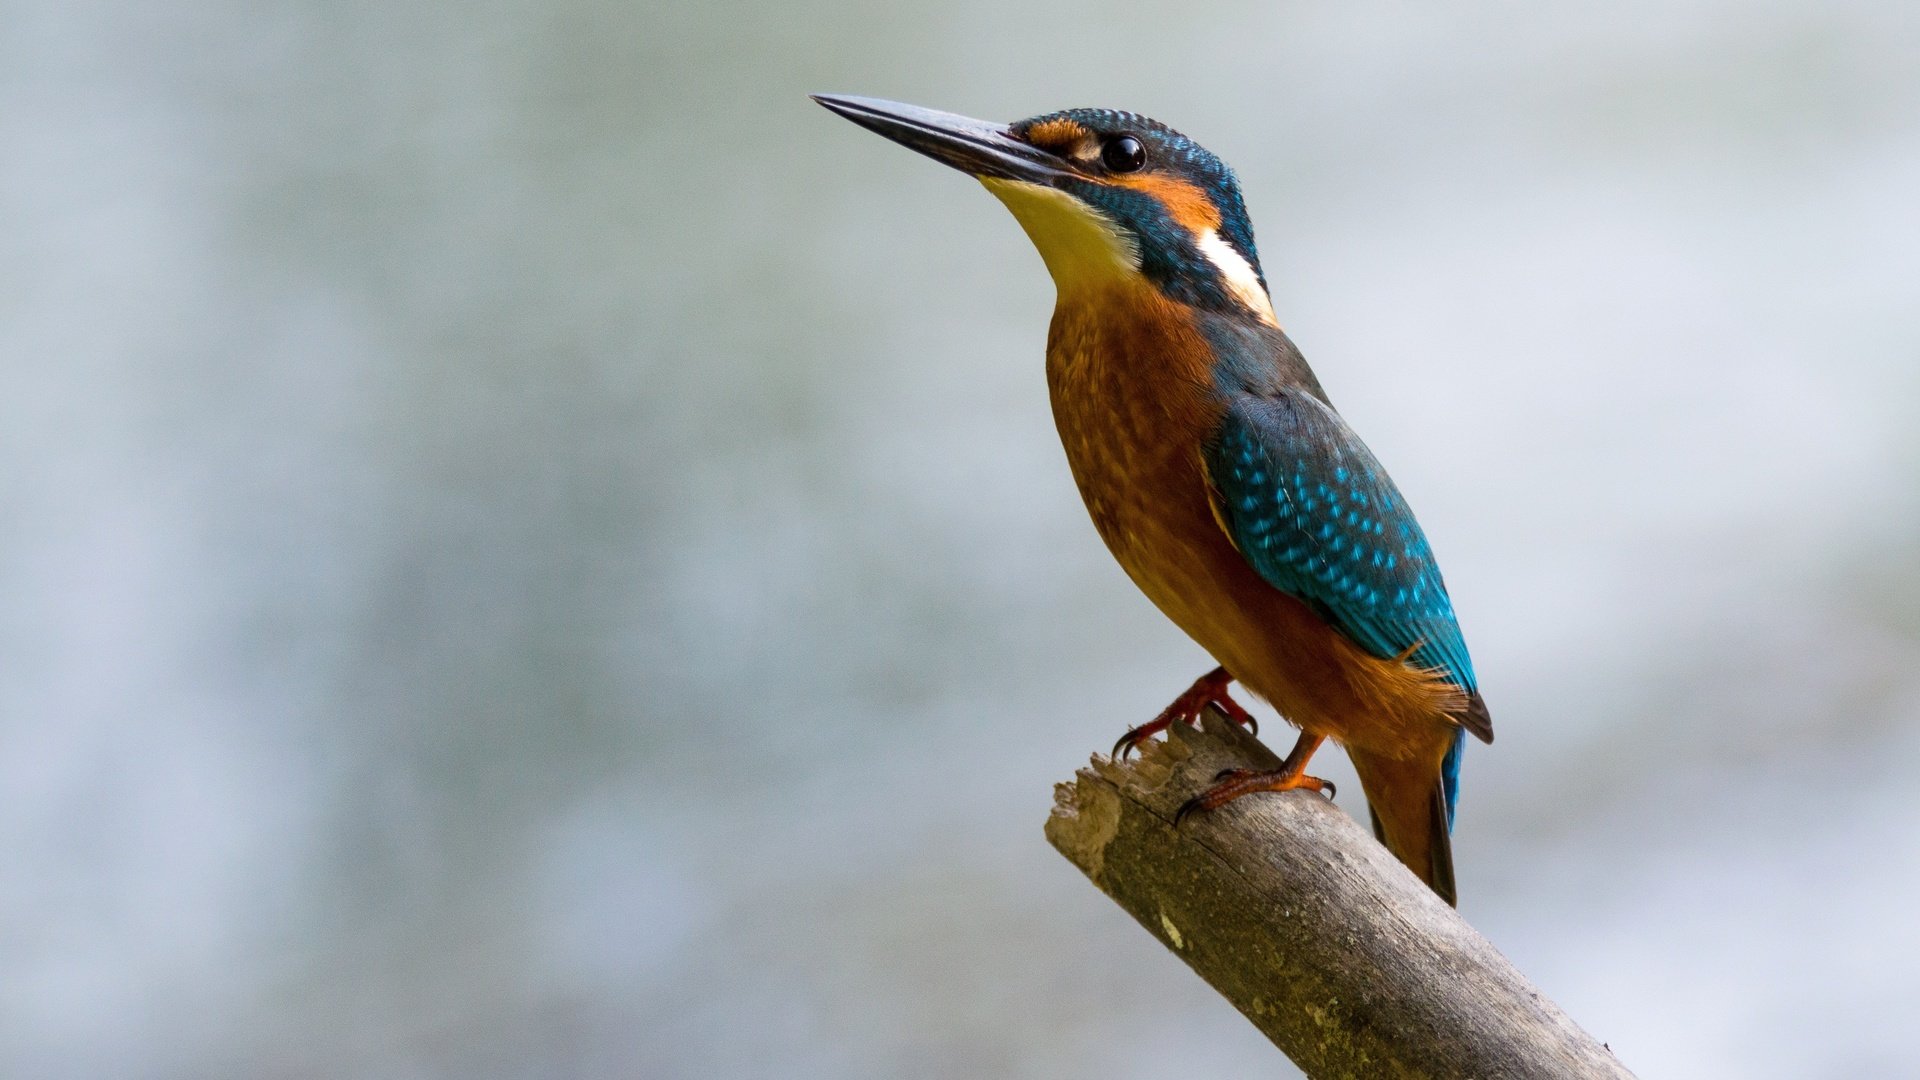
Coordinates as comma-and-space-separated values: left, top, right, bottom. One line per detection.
1195, 228, 1277, 327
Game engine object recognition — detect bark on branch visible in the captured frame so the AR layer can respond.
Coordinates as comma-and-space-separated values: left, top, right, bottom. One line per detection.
1045, 710, 1633, 1080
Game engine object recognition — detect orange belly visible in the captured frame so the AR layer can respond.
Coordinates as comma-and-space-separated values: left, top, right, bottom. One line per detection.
1046, 286, 1460, 762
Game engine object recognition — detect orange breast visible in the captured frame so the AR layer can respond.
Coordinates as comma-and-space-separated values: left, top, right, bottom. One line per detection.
1045, 285, 1459, 761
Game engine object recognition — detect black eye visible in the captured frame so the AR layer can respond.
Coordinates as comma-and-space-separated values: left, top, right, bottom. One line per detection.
1102, 135, 1146, 172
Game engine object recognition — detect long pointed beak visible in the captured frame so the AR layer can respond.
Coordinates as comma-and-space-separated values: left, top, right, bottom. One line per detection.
811, 94, 1075, 185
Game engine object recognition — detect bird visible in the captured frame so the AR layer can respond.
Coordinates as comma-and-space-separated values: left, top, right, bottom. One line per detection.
812, 94, 1492, 905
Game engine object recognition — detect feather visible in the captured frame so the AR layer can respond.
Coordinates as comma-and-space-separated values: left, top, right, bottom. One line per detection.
1202, 387, 1493, 821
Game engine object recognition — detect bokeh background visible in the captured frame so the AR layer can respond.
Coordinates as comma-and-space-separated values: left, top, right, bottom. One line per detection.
6, 0, 1919, 1076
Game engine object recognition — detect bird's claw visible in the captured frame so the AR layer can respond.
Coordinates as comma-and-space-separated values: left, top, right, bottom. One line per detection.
1206, 700, 1257, 737
1174, 766, 1335, 827
1112, 725, 1154, 761
1112, 667, 1257, 761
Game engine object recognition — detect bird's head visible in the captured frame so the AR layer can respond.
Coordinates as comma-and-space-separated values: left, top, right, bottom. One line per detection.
814, 94, 1275, 327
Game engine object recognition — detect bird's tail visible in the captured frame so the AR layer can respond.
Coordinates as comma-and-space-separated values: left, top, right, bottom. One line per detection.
1350, 746, 1457, 907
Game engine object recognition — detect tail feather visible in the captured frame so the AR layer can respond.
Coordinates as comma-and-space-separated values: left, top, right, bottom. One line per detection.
1440, 726, 1467, 830
1353, 749, 1457, 907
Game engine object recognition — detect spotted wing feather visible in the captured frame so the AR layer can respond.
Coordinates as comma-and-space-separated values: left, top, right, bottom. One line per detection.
1203, 389, 1490, 824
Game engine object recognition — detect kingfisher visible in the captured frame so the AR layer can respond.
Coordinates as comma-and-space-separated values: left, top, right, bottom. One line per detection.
814, 94, 1493, 905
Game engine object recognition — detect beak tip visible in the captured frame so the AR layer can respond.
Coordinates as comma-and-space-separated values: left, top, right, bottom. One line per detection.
809, 95, 1064, 186
809, 93, 862, 117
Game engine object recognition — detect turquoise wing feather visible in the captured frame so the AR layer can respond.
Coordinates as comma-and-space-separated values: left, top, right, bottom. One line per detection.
1203, 389, 1488, 822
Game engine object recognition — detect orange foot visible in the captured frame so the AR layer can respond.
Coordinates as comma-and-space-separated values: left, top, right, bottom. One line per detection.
1112, 666, 1258, 761
1175, 732, 1334, 825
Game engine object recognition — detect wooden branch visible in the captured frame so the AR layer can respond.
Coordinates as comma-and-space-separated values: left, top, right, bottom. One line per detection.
1045, 710, 1634, 1080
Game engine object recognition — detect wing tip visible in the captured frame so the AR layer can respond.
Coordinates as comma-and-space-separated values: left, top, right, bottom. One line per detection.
1461, 690, 1493, 744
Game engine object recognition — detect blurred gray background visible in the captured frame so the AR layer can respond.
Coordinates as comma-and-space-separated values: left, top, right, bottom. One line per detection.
5, 0, 1918, 1076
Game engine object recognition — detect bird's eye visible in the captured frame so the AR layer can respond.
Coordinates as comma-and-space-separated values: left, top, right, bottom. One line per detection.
1102, 135, 1146, 173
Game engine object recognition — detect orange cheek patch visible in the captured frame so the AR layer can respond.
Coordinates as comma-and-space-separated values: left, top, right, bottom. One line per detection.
1111, 174, 1220, 234
1024, 118, 1088, 151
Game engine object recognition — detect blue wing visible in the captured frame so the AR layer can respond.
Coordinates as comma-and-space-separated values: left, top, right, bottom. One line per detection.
1203, 389, 1489, 823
